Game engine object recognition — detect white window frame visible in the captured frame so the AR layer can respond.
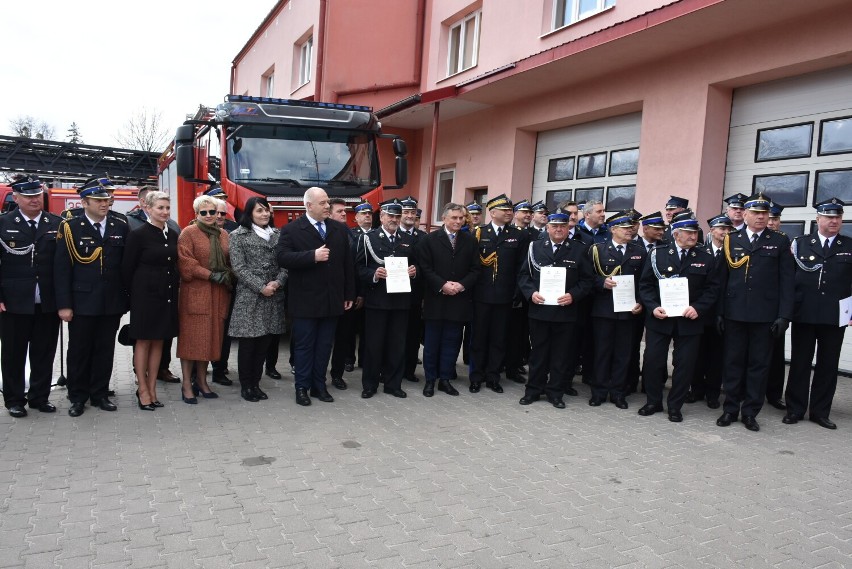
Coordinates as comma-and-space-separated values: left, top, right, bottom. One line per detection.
298, 37, 313, 87
447, 10, 481, 77
263, 72, 274, 97
434, 169, 456, 224
553, 0, 615, 30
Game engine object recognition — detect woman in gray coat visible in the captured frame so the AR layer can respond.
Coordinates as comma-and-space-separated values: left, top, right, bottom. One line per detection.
228, 197, 287, 402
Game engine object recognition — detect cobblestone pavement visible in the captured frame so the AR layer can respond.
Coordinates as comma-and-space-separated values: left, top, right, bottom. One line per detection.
2, 334, 852, 569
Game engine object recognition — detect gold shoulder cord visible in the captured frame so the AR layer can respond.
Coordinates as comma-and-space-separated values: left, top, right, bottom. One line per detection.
723, 233, 749, 280
476, 226, 498, 282
58, 221, 103, 271
591, 243, 622, 277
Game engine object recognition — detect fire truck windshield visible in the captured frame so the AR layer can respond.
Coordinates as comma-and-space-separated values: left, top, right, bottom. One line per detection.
226, 125, 378, 195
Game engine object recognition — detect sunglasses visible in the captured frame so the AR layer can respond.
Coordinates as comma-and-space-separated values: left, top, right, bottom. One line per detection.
198, 210, 228, 217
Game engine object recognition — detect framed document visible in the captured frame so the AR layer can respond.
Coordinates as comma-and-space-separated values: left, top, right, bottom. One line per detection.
384, 256, 411, 294
611, 275, 636, 312
659, 277, 689, 316
539, 266, 566, 306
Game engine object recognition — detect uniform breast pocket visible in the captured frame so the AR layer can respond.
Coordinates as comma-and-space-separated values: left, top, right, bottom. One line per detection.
833, 255, 852, 264
757, 248, 780, 257
502, 241, 519, 249
687, 265, 708, 275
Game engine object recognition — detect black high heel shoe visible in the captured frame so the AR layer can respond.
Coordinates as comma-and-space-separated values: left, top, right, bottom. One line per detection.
136, 390, 155, 411
152, 400, 164, 408
192, 383, 219, 399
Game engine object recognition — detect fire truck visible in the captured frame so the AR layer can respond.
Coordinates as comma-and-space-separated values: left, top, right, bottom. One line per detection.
158, 95, 408, 227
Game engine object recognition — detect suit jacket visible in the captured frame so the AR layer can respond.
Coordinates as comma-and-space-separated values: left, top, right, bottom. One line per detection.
355, 229, 416, 311
54, 214, 129, 315
518, 238, 595, 322
791, 234, 852, 325
473, 223, 530, 304
276, 215, 355, 319
0, 210, 62, 313
718, 228, 794, 323
418, 226, 481, 322
589, 240, 646, 320
401, 226, 427, 303
639, 244, 720, 335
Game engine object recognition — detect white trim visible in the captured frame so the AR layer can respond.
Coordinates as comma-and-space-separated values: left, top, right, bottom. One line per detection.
547, 0, 615, 36
298, 37, 313, 88
447, 10, 481, 77
434, 169, 456, 223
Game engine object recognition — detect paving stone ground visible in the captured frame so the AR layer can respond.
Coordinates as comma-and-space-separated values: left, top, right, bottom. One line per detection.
2, 330, 852, 568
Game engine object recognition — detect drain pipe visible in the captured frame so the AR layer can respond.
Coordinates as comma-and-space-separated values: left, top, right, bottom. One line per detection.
424, 101, 441, 231
314, 0, 328, 101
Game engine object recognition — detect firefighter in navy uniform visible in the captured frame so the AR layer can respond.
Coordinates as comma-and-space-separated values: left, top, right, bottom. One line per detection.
0, 176, 63, 418
763, 201, 788, 410
54, 180, 129, 417
460, 201, 484, 367
505, 199, 534, 381
783, 198, 852, 430
588, 211, 647, 408
716, 192, 794, 432
399, 196, 427, 383
527, 201, 549, 240
724, 193, 748, 232
637, 211, 720, 422
60, 176, 129, 225
469, 194, 530, 393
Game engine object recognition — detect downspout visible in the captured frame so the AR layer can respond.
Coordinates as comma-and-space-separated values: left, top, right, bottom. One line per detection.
230, 64, 236, 95
425, 101, 440, 231
314, 0, 328, 101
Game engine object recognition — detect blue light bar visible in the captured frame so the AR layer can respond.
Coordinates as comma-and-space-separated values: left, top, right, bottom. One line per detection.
225, 94, 372, 113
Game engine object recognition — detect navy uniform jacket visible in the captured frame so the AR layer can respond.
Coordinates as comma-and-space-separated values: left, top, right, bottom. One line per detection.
791, 234, 852, 325
418, 227, 481, 322
61, 207, 129, 225
569, 228, 593, 247
54, 214, 129, 316
718, 228, 794, 323
526, 225, 547, 241
276, 216, 355, 319
638, 245, 720, 335
473, 223, 530, 304
355, 229, 416, 311
0, 210, 62, 313
589, 240, 646, 320
518, 238, 595, 322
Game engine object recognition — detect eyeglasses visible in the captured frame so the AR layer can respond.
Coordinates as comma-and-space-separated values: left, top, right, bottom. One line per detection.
216, 212, 227, 217
197, 210, 216, 216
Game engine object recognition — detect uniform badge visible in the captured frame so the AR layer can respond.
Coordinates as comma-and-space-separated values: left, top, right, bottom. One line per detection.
810, 256, 815, 260
9, 242, 14, 248
14, 217, 20, 223
668, 249, 674, 255
667, 267, 673, 271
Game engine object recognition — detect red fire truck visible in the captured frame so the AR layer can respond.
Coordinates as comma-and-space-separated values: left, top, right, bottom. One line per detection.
158, 95, 408, 227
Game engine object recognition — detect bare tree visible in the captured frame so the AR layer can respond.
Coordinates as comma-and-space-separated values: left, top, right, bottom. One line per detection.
67, 122, 83, 144
9, 115, 56, 140
114, 108, 171, 152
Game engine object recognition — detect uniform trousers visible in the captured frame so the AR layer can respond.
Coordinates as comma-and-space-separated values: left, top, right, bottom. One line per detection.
641, 327, 701, 411
66, 314, 121, 404
469, 302, 511, 385
691, 324, 723, 402
626, 317, 645, 393
577, 301, 595, 384
766, 333, 786, 401
722, 319, 773, 417
1, 307, 60, 408
330, 308, 358, 378
403, 304, 423, 378
785, 323, 846, 420
291, 316, 338, 392
505, 303, 530, 370
423, 320, 464, 382
362, 309, 408, 393
237, 334, 275, 389
523, 319, 577, 400
591, 318, 635, 400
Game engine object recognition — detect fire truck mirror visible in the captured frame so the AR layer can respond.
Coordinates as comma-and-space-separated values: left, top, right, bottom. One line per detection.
395, 156, 408, 188
393, 139, 407, 157
208, 156, 221, 180
175, 125, 194, 144
176, 145, 195, 179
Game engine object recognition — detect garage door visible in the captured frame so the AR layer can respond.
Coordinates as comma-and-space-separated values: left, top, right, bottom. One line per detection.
723, 64, 852, 371
532, 113, 642, 213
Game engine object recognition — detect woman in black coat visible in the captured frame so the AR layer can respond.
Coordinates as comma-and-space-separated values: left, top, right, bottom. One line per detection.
121, 191, 179, 410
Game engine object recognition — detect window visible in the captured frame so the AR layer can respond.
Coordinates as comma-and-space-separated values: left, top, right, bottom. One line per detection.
554, 0, 615, 29
448, 11, 480, 76
262, 69, 274, 97
435, 170, 455, 223
299, 37, 313, 86
547, 157, 575, 182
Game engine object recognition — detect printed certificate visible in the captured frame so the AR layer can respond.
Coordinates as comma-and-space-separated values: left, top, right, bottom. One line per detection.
539, 266, 566, 306
659, 277, 689, 316
839, 295, 852, 327
611, 275, 636, 312
385, 256, 411, 294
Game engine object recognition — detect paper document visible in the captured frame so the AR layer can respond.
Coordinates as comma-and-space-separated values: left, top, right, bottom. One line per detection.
659, 277, 689, 317
611, 275, 636, 312
384, 256, 411, 294
839, 295, 852, 327
539, 266, 566, 306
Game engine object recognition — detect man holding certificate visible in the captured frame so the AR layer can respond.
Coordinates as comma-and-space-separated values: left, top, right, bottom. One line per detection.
637, 211, 720, 422
354, 199, 417, 399
518, 209, 595, 408
587, 211, 647, 409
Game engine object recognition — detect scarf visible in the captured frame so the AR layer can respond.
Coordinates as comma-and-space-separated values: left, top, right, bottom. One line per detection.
252, 223, 274, 241
195, 220, 234, 288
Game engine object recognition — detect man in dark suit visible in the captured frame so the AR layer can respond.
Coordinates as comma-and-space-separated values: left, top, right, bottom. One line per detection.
55, 179, 129, 416
764, 201, 788, 410
517, 209, 594, 408
417, 203, 481, 397
0, 176, 62, 418
469, 194, 530, 393
716, 193, 794, 432
355, 199, 417, 399
276, 187, 355, 406
637, 211, 720, 422
328, 197, 362, 390
588, 211, 647, 408
399, 196, 427, 382
783, 198, 852, 429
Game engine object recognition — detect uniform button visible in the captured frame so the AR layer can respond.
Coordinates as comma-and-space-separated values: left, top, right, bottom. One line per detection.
167, 257, 171, 260
167, 299, 171, 303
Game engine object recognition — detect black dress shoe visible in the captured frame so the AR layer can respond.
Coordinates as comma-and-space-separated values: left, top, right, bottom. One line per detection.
519, 395, 537, 405
383, 388, 407, 398
211, 373, 233, 386
668, 410, 683, 423
265, 368, 282, 380
361, 389, 376, 399
546, 396, 566, 409
742, 415, 760, 431
782, 413, 801, 425
613, 398, 628, 410
638, 403, 663, 416
331, 377, 348, 390
94, 398, 117, 411
295, 388, 311, 406
437, 380, 459, 396
344, 363, 355, 372
310, 389, 334, 403
486, 382, 504, 394
157, 369, 181, 383
685, 392, 697, 404
30, 402, 57, 413
505, 371, 526, 384
68, 402, 85, 417
469, 382, 481, 393
810, 416, 837, 430
252, 387, 269, 400
716, 412, 735, 427
588, 397, 603, 407
707, 398, 720, 409
404, 375, 420, 383
8, 405, 27, 418
564, 386, 578, 396
423, 381, 435, 397
242, 389, 260, 402
767, 398, 786, 410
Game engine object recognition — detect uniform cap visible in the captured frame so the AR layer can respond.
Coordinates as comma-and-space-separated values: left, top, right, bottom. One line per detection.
354, 201, 373, 213
10, 175, 43, 196
815, 197, 845, 217
531, 201, 548, 213
466, 201, 483, 213
671, 210, 699, 231
724, 193, 748, 209
204, 186, 227, 198
665, 195, 689, 210
400, 196, 418, 210
744, 192, 771, 211
513, 199, 533, 212
639, 211, 666, 228
78, 177, 113, 199
707, 214, 733, 228
605, 211, 634, 228
486, 194, 513, 210
379, 198, 403, 215
768, 202, 784, 217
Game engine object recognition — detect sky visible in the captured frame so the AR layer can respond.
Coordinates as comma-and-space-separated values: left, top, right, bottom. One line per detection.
1, 0, 276, 150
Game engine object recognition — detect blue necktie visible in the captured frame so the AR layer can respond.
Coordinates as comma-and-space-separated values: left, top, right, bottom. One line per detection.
315, 221, 326, 240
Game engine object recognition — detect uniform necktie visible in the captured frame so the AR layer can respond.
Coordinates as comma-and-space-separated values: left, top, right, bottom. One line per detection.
647, 243, 654, 254
824, 238, 831, 257
496, 226, 502, 237
716, 248, 721, 258
751, 232, 759, 244
28, 219, 37, 235
616, 244, 624, 258
94, 221, 103, 237
315, 221, 326, 240
554, 242, 562, 254
389, 233, 396, 246
680, 248, 687, 265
